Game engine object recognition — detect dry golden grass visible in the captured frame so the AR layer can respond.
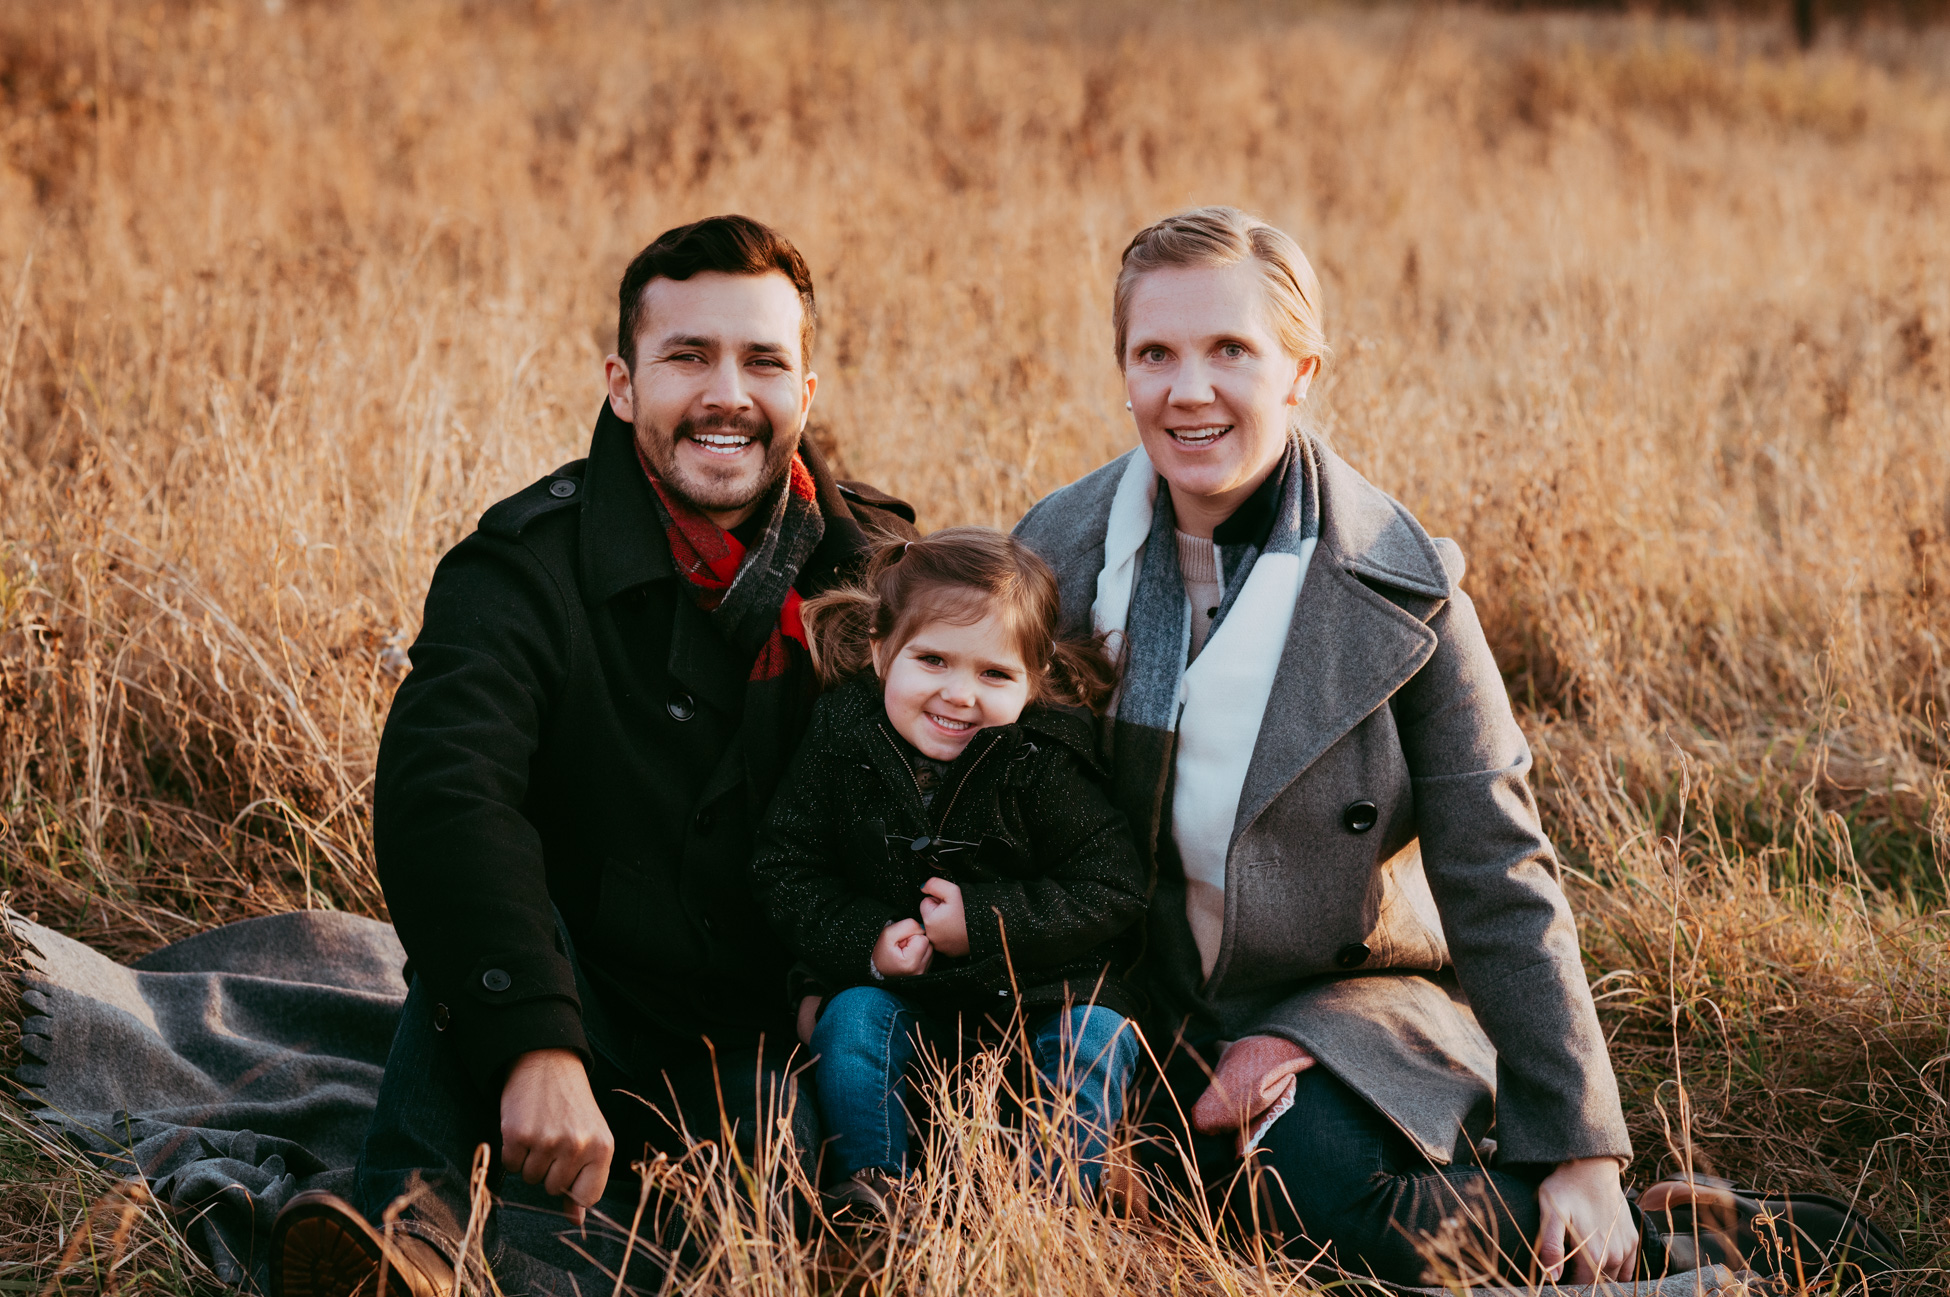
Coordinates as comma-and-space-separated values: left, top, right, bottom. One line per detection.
0, 0, 1945, 1291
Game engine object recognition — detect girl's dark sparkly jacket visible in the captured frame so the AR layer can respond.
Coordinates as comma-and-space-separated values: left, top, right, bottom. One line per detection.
753, 673, 1147, 1021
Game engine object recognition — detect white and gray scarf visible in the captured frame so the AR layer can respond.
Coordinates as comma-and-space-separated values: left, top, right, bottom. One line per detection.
1094, 436, 1319, 979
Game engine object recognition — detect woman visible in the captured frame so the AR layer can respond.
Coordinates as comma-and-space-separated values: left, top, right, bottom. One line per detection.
1013, 207, 1639, 1285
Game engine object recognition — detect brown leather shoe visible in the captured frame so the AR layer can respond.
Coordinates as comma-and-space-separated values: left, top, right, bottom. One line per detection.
269, 1190, 457, 1297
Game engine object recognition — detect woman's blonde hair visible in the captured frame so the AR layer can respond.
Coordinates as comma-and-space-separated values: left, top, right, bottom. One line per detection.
1112, 205, 1330, 372
802, 526, 1118, 713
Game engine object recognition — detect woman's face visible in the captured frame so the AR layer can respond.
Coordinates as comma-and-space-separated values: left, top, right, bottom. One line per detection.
1122, 260, 1317, 536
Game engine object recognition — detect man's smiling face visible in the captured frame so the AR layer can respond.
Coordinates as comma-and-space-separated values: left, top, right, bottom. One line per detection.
605, 270, 817, 530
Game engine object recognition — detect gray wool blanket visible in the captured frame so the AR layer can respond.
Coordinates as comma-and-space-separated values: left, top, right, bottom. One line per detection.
5, 911, 1753, 1297
9, 909, 405, 1291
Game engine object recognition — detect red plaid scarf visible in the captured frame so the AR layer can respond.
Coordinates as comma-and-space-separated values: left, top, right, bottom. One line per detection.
637, 446, 818, 682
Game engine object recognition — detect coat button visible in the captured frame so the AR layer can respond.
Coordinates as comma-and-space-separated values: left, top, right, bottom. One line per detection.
482, 968, 512, 992
432, 1002, 451, 1031
667, 691, 696, 722
548, 478, 577, 498
1334, 942, 1371, 969
1342, 800, 1379, 833
694, 808, 715, 834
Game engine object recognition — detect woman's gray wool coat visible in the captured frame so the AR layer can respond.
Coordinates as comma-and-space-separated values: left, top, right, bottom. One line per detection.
1013, 438, 1633, 1169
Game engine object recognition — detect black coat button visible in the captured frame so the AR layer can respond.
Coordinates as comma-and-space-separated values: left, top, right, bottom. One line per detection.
667, 691, 696, 722
694, 808, 715, 834
432, 1002, 451, 1031
482, 968, 512, 992
1334, 942, 1372, 969
548, 478, 577, 498
1342, 800, 1379, 833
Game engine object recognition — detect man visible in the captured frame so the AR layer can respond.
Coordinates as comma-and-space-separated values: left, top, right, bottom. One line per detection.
268, 215, 918, 1297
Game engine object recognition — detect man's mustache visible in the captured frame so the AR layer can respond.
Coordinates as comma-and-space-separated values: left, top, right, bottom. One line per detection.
675, 412, 771, 443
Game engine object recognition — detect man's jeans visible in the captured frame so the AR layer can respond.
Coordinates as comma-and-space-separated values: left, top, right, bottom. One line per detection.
352, 976, 814, 1293
810, 986, 1139, 1190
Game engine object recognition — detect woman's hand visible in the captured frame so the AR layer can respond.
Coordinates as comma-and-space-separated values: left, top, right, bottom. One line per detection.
872, 918, 934, 977
918, 877, 970, 956
1536, 1156, 1636, 1283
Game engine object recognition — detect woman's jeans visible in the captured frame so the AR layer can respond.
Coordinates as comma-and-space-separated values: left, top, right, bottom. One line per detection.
812, 986, 1139, 1189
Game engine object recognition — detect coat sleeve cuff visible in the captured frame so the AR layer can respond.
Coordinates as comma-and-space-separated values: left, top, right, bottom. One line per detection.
960, 884, 1011, 963
454, 995, 590, 1091
1492, 1125, 1635, 1169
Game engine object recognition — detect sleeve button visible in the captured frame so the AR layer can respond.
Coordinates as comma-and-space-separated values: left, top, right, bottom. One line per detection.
1342, 800, 1379, 833
548, 478, 577, 498
1334, 942, 1372, 969
482, 968, 512, 992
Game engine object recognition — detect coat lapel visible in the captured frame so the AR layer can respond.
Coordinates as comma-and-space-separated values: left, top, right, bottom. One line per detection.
1231, 555, 1436, 840
1229, 443, 1450, 844
667, 596, 747, 717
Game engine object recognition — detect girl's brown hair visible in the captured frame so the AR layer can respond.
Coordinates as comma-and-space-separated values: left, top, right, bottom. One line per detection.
802, 526, 1118, 713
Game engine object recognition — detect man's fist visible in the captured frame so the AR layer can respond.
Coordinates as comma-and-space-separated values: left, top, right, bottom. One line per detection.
873, 918, 934, 977
500, 1048, 614, 1225
918, 877, 969, 956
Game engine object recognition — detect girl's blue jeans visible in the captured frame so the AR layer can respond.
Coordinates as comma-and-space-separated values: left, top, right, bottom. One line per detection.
810, 985, 1139, 1189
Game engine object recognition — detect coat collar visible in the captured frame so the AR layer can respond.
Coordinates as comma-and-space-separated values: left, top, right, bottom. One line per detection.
1311, 438, 1452, 600
1020, 437, 1454, 630
579, 403, 675, 604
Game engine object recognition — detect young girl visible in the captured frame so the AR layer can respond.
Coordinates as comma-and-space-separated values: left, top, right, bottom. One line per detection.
753, 527, 1146, 1214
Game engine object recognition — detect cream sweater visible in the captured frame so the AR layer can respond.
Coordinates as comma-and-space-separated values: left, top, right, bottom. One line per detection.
1176, 530, 1222, 660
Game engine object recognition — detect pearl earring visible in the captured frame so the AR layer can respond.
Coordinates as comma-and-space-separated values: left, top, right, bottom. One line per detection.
1125, 400, 1133, 411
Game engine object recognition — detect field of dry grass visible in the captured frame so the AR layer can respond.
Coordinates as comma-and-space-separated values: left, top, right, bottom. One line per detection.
0, 0, 1945, 1291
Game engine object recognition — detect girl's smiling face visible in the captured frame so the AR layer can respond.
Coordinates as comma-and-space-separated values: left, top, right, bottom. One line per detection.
872, 610, 1032, 761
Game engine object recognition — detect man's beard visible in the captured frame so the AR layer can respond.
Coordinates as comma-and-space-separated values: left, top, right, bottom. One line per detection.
637, 410, 800, 518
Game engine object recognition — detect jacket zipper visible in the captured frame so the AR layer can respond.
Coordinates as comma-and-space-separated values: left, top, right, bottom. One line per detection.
875, 723, 1001, 836
933, 737, 1000, 834
877, 723, 927, 814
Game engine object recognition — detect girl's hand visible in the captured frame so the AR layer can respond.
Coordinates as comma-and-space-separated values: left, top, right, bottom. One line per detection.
919, 877, 970, 956
873, 918, 934, 977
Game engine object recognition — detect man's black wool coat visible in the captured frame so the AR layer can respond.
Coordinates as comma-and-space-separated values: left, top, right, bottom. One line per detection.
752, 673, 1147, 1021
374, 406, 917, 1087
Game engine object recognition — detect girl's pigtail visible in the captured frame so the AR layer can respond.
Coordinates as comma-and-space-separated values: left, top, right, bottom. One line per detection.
800, 585, 880, 687
1042, 632, 1120, 714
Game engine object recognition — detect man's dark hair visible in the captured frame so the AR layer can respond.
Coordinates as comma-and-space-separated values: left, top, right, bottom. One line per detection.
616, 214, 817, 371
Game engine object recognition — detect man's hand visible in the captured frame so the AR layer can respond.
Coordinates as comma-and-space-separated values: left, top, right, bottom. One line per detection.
918, 877, 969, 957
500, 1048, 614, 1226
1536, 1156, 1636, 1283
872, 918, 933, 977
796, 995, 822, 1047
